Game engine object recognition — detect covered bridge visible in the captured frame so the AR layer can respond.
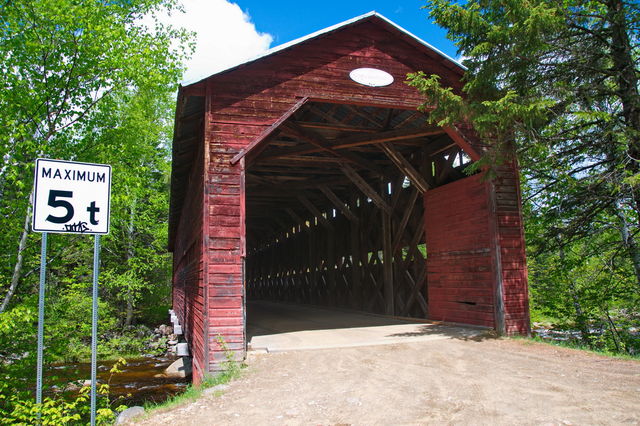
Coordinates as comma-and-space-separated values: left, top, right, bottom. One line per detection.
169, 12, 530, 383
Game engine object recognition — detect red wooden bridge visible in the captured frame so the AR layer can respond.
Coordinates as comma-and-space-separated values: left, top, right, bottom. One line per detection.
169, 12, 530, 383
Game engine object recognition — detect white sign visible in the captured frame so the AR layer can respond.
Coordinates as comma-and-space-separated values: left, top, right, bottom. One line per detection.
32, 159, 112, 234
349, 68, 394, 87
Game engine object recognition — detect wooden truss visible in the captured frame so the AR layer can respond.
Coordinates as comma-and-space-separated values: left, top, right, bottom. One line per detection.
245, 102, 475, 319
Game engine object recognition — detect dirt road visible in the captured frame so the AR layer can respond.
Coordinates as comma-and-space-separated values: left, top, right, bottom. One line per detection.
136, 337, 640, 425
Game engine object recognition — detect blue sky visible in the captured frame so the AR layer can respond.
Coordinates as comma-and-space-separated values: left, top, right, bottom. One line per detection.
162, 0, 457, 84
238, 1, 457, 57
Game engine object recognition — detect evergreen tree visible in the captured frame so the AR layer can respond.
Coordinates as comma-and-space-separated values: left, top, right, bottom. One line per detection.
409, 0, 640, 351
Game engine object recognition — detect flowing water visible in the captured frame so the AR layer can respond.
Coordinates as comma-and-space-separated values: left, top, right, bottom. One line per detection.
49, 355, 189, 406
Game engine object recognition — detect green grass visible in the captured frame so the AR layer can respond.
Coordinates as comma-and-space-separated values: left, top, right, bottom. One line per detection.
528, 311, 563, 325
509, 335, 640, 361
141, 336, 246, 417
141, 358, 244, 417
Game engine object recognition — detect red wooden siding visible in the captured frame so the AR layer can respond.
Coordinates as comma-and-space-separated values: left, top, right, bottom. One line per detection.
424, 174, 496, 327
493, 162, 530, 334
205, 78, 245, 368
171, 138, 207, 384
424, 167, 530, 332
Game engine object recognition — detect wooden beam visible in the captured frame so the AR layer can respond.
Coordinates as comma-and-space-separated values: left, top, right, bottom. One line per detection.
349, 191, 362, 309
382, 109, 394, 130
282, 121, 384, 176
381, 182, 394, 316
293, 121, 378, 133
260, 156, 349, 165
487, 181, 506, 335
297, 194, 334, 230
307, 96, 422, 110
250, 175, 351, 192
392, 188, 421, 253
308, 104, 343, 125
261, 127, 444, 160
443, 125, 482, 162
393, 111, 421, 129
337, 128, 444, 150
231, 97, 309, 165
318, 184, 359, 224
340, 164, 393, 216
285, 207, 310, 233
379, 143, 430, 193
344, 105, 384, 128
428, 141, 458, 156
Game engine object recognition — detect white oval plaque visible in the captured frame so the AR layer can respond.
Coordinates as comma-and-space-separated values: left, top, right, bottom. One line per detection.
349, 68, 394, 87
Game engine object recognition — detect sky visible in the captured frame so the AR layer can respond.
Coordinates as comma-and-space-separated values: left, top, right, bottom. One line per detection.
167, 0, 458, 84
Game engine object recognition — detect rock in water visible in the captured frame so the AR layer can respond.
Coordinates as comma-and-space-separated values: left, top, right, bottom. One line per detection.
115, 406, 145, 424
164, 357, 192, 378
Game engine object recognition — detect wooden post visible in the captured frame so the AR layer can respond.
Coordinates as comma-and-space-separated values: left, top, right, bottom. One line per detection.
349, 191, 362, 309
487, 180, 506, 335
381, 181, 394, 316
309, 220, 319, 304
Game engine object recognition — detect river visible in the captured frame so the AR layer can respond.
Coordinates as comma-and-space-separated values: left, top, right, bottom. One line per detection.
49, 355, 189, 406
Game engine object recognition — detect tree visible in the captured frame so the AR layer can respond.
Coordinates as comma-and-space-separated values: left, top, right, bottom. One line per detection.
0, 0, 190, 312
408, 0, 640, 350
87, 84, 175, 326
0, 1, 191, 415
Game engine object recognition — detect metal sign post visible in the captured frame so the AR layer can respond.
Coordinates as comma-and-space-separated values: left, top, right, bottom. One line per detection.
90, 235, 101, 426
32, 159, 111, 425
35, 232, 47, 415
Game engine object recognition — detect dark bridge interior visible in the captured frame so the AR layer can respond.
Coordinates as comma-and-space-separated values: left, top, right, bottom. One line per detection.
244, 101, 474, 319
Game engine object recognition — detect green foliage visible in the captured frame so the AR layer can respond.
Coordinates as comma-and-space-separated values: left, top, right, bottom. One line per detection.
0, 305, 39, 400
3, 382, 124, 425
0, 0, 189, 313
216, 334, 243, 376
0, 0, 193, 415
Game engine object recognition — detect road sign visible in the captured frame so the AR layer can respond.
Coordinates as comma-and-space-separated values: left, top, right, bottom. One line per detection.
32, 158, 112, 234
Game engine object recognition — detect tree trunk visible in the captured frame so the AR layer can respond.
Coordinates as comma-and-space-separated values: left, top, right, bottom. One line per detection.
124, 197, 137, 327
125, 299, 134, 327
607, 0, 640, 224
0, 201, 33, 313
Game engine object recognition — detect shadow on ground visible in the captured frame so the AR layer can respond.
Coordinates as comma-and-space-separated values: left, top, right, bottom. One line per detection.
385, 324, 497, 342
247, 300, 415, 337
247, 300, 494, 343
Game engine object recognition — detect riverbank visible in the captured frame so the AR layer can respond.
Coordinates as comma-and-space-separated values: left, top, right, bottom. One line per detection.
42, 322, 190, 407
49, 355, 189, 407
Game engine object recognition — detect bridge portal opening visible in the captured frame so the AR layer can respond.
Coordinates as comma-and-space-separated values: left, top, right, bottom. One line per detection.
244, 101, 474, 337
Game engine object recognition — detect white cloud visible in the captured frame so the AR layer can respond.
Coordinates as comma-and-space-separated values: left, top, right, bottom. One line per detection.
154, 0, 273, 84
